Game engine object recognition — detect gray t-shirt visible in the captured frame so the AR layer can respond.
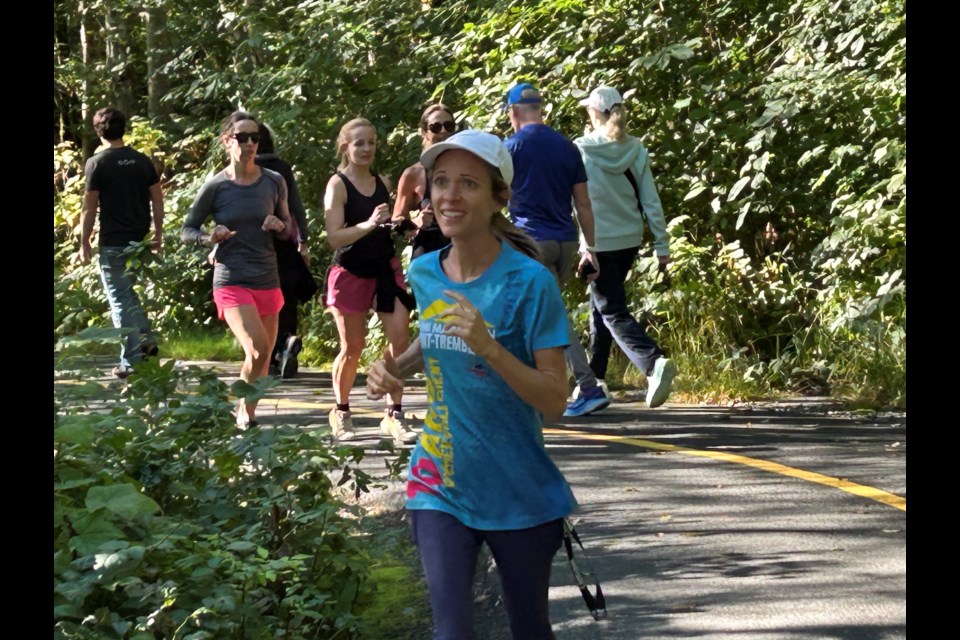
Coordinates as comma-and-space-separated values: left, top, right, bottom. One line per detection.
182, 169, 287, 290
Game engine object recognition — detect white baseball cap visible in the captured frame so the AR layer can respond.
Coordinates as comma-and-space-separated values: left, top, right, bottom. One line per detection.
578, 86, 624, 113
420, 129, 514, 184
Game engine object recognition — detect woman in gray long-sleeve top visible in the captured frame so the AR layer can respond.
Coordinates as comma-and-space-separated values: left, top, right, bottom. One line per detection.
182, 110, 294, 428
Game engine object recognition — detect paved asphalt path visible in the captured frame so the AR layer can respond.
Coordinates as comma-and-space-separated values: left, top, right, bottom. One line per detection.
178, 361, 908, 640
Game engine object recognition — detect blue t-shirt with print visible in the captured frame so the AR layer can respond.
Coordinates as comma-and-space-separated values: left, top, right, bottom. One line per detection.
405, 242, 577, 530
504, 124, 588, 243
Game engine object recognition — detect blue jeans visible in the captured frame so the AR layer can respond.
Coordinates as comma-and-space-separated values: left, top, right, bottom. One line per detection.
98, 246, 154, 369
410, 509, 563, 640
589, 246, 663, 379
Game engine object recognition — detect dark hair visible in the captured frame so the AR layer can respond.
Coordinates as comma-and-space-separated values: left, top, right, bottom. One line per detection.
257, 122, 277, 154
220, 110, 258, 137
419, 103, 455, 131
93, 107, 126, 141
419, 103, 456, 150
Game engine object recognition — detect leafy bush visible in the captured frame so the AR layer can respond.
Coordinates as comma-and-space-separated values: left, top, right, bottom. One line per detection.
54, 345, 398, 639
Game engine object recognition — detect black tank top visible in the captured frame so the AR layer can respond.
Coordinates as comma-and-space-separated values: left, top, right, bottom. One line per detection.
333, 172, 395, 276
412, 169, 447, 255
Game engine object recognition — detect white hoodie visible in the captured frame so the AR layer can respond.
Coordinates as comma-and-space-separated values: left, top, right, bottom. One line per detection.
573, 130, 670, 256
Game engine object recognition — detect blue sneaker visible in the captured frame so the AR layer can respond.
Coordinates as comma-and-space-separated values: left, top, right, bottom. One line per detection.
564, 387, 611, 417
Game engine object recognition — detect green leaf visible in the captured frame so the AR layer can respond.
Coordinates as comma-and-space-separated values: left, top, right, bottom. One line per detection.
673, 97, 691, 109
54, 603, 83, 619
887, 172, 905, 194
85, 485, 161, 520
54, 415, 99, 445
93, 546, 146, 574
735, 202, 752, 230
751, 102, 784, 128
56, 327, 128, 350
68, 511, 125, 556
727, 176, 751, 202
684, 183, 709, 201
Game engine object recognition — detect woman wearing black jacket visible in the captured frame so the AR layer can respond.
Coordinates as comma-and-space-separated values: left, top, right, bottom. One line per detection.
255, 124, 317, 378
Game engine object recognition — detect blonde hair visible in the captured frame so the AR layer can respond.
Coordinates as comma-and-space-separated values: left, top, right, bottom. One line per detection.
594, 105, 627, 141
486, 167, 540, 260
491, 213, 541, 260
335, 117, 376, 169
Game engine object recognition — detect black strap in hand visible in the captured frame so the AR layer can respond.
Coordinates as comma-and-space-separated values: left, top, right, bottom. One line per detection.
562, 518, 607, 621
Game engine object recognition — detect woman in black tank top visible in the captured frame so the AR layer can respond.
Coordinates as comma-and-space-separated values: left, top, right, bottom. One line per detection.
393, 103, 458, 258
322, 118, 417, 444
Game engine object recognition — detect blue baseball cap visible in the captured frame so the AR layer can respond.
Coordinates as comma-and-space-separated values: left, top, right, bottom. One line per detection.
503, 82, 542, 112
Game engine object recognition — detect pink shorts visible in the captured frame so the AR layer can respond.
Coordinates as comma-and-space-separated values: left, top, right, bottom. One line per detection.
213, 286, 284, 320
326, 256, 407, 314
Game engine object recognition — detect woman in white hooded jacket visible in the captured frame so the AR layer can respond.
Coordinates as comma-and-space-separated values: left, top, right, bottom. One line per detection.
573, 86, 678, 408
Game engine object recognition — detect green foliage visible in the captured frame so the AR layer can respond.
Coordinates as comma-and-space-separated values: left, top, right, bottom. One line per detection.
54, 0, 906, 408
54, 347, 409, 639
159, 328, 242, 362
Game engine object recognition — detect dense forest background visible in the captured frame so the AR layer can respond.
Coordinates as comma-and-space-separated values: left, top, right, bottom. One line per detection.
54, 0, 906, 407
54, 2, 906, 637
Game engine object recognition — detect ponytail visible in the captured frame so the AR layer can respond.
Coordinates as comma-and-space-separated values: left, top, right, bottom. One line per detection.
491, 213, 541, 261
595, 105, 627, 141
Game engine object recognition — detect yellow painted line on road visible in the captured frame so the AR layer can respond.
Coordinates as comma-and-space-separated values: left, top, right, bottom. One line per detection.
544, 427, 906, 512
55, 380, 905, 512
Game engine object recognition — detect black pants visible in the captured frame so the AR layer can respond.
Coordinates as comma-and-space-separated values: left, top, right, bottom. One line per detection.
273, 239, 317, 359
410, 509, 563, 640
275, 283, 299, 348
589, 246, 663, 379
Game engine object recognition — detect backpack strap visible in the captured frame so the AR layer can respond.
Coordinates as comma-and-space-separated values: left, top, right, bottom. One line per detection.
624, 168, 648, 223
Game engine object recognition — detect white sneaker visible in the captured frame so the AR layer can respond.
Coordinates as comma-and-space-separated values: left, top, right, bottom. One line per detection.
380, 410, 418, 444
645, 358, 678, 408
236, 401, 257, 429
329, 409, 356, 441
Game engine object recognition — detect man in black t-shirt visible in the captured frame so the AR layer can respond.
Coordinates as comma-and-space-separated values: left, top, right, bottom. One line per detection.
79, 107, 165, 378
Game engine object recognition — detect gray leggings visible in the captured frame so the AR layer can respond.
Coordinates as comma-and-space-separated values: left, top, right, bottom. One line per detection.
410, 509, 563, 640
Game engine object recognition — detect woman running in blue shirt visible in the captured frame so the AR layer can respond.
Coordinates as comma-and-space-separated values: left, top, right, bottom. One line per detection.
366, 129, 576, 640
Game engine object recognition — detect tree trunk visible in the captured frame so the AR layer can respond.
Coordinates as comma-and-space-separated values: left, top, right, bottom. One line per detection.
143, 4, 171, 122
79, 0, 93, 160
105, 5, 135, 116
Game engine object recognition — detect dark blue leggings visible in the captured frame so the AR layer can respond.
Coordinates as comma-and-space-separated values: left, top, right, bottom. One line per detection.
410, 509, 564, 640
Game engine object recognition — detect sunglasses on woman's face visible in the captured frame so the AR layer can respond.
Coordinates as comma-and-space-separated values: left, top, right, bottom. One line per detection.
426, 121, 456, 134
232, 132, 261, 144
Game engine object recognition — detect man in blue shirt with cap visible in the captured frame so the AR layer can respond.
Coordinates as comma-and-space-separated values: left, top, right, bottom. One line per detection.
503, 82, 610, 417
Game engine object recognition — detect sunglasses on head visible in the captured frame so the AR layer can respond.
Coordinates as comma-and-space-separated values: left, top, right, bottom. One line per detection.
426, 121, 456, 134
231, 132, 260, 144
